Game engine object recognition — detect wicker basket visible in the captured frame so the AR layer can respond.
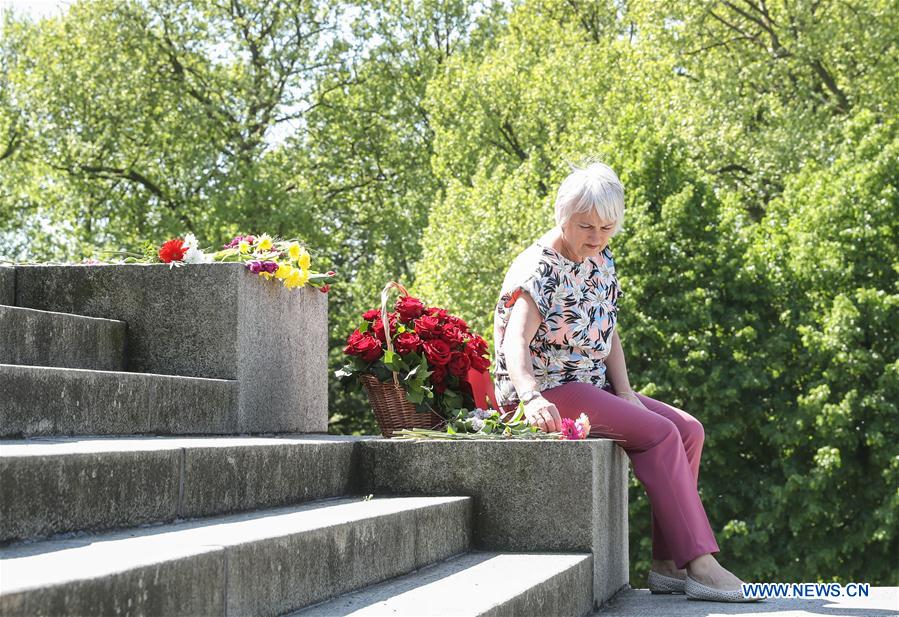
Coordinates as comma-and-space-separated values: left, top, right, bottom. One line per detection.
361, 281, 446, 438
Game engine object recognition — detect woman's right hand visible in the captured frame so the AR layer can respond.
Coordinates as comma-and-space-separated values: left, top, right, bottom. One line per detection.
523, 396, 563, 433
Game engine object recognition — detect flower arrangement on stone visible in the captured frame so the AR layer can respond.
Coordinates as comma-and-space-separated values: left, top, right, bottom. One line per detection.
337, 295, 491, 416
142, 233, 336, 292
391, 406, 594, 440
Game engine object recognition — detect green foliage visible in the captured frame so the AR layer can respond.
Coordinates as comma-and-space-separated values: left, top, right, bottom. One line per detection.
1, 0, 896, 587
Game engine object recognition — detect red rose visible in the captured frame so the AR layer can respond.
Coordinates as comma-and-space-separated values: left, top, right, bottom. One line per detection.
447, 315, 469, 331
319, 284, 330, 294
448, 351, 471, 377
362, 308, 380, 321
430, 365, 447, 383
395, 296, 426, 322
371, 312, 398, 343
441, 323, 466, 345
343, 329, 365, 356
394, 331, 423, 355
355, 333, 383, 362
468, 349, 491, 372
468, 335, 488, 356
413, 315, 442, 339
423, 339, 452, 366
158, 238, 187, 263
427, 307, 449, 322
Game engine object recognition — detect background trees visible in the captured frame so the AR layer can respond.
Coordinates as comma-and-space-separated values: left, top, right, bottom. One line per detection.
2, 0, 895, 586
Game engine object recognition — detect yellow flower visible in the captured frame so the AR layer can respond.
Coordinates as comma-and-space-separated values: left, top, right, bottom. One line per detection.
257, 234, 273, 251
297, 248, 311, 271
284, 267, 310, 289
274, 263, 292, 280
288, 242, 301, 261
238, 240, 250, 254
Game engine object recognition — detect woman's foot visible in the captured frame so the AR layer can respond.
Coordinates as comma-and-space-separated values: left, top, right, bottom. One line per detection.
651, 559, 686, 580
686, 554, 744, 591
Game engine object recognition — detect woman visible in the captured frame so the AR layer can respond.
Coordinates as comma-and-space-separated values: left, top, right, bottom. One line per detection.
492, 162, 759, 603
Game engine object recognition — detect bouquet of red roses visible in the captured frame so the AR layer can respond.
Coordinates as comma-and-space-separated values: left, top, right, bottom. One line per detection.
337, 286, 491, 417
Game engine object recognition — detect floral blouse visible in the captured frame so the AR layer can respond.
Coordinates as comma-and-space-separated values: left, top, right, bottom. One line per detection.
492, 241, 624, 407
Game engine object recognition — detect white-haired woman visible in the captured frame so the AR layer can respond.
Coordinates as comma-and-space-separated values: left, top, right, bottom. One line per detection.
492, 162, 759, 602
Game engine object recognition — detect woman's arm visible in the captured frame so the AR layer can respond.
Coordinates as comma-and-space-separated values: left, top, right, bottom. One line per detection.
503, 293, 562, 432
603, 329, 633, 394
604, 328, 649, 409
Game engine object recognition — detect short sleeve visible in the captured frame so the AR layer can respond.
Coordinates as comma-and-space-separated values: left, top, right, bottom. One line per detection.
503, 272, 551, 319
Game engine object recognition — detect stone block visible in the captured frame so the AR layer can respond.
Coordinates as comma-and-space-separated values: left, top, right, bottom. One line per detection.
0, 266, 13, 305
0, 364, 239, 437
0, 306, 126, 371
179, 436, 360, 518
0, 440, 180, 543
13, 263, 327, 432
355, 438, 630, 606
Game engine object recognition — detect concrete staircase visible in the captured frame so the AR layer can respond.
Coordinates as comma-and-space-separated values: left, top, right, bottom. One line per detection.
0, 263, 629, 616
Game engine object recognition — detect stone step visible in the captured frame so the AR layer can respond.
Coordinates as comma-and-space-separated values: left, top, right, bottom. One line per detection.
0, 495, 472, 617
0, 364, 238, 437
0, 434, 376, 543
292, 551, 595, 617
0, 305, 126, 371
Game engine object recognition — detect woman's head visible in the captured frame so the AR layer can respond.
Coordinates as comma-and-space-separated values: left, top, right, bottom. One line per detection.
553, 161, 625, 234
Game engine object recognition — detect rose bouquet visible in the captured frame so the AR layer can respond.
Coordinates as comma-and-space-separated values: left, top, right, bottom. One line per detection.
336, 285, 492, 420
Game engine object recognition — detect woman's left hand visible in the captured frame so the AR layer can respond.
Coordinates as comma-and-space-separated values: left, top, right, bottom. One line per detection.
617, 390, 649, 411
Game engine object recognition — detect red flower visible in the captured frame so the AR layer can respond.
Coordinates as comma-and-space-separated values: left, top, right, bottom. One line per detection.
468, 335, 488, 356
427, 307, 449, 322
319, 284, 330, 294
371, 312, 398, 343
343, 329, 384, 363
441, 323, 466, 346
448, 351, 471, 377
414, 315, 442, 339
158, 238, 187, 263
430, 365, 447, 383
467, 349, 491, 372
447, 315, 469, 331
362, 308, 381, 321
355, 333, 383, 362
395, 296, 426, 322
395, 332, 423, 355
423, 339, 452, 366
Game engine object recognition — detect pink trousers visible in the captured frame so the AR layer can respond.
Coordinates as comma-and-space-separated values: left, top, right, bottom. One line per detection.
536, 382, 720, 569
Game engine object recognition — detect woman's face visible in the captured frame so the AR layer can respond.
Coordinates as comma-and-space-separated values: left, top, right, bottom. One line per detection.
560, 209, 616, 260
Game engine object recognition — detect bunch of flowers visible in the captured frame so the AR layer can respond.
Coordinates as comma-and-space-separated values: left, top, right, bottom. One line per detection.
105, 232, 336, 292
337, 294, 491, 416
211, 233, 335, 292
391, 406, 594, 440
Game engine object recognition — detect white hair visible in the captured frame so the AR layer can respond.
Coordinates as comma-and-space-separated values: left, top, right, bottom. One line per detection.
553, 161, 625, 233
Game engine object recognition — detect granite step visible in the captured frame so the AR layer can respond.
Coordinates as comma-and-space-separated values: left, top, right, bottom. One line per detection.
0, 305, 126, 371
0, 364, 238, 437
0, 495, 472, 617
292, 550, 595, 617
0, 434, 376, 543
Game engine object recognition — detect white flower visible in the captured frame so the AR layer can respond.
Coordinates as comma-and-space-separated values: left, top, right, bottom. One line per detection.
182, 233, 210, 264
471, 417, 485, 432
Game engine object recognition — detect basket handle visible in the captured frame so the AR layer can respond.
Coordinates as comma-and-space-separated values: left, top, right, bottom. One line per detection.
379, 281, 409, 387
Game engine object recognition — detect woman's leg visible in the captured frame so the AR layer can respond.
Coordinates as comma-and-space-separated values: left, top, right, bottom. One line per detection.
634, 393, 707, 565
540, 382, 720, 570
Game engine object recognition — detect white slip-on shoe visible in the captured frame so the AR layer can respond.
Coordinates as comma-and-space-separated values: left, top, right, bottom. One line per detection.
685, 575, 763, 602
648, 570, 686, 594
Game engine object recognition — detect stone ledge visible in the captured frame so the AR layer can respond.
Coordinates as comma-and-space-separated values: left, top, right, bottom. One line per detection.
0, 305, 126, 371
355, 437, 630, 607
0, 434, 367, 543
